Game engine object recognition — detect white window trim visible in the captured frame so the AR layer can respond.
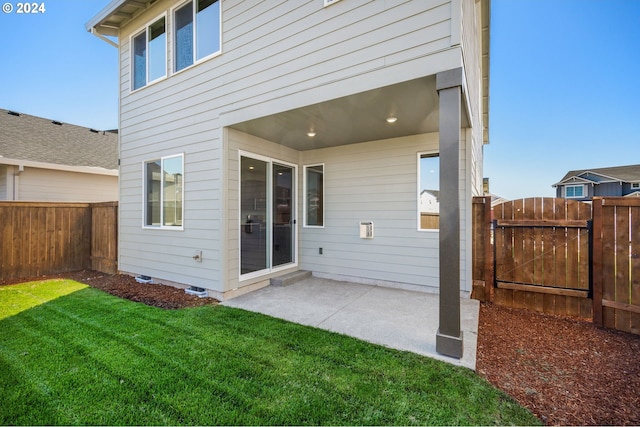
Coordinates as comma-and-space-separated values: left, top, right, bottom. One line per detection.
631, 182, 640, 189
565, 184, 586, 199
171, 0, 222, 76
142, 153, 185, 230
129, 12, 168, 93
303, 163, 325, 228
417, 151, 440, 232
324, 0, 343, 6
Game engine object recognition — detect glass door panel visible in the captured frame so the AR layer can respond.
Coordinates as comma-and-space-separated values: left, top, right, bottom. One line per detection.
273, 163, 294, 267
240, 156, 268, 275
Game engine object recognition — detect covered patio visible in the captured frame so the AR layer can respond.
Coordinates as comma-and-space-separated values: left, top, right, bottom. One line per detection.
222, 275, 480, 370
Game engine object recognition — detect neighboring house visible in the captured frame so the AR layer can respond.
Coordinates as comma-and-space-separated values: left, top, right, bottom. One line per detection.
0, 109, 118, 202
420, 190, 440, 214
553, 164, 640, 201
87, 0, 490, 357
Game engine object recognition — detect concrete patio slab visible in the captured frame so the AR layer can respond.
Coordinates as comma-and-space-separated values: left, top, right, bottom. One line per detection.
222, 276, 479, 370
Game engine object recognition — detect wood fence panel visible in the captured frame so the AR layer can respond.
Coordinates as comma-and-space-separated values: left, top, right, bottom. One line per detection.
91, 202, 118, 275
478, 197, 639, 335
481, 197, 592, 318
615, 205, 631, 332
0, 202, 117, 280
600, 201, 618, 329
632, 205, 640, 334
594, 198, 640, 334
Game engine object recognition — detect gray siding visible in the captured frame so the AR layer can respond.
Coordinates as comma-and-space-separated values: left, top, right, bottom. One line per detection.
111, 0, 494, 298
116, 0, 461, 293
596, 182, 623, 197
298, 132, 470, 292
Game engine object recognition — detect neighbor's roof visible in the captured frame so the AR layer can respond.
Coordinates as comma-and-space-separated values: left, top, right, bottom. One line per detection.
555, 164, 640, 186
0, 109, 118, 173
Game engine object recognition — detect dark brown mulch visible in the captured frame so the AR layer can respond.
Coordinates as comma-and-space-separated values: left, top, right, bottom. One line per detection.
476, 302, 640, 426
3, 270, 640, 425
0, 270, 218, 309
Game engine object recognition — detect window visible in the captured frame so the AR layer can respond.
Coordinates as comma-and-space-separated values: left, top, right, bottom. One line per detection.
174, 0, 221, 72
631, 183, 640, 189
132, 16, 166, 90
418, 153, 439, 230
304, 164, 324, 227
565, 185, 584, 199
144, 154, 184, 228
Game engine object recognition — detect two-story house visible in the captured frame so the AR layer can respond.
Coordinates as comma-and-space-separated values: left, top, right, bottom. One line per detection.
87, 0, 490, 358
554, 164, 640, 201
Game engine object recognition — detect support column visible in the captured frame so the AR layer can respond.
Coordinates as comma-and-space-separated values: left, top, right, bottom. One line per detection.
436, 67, 463, 359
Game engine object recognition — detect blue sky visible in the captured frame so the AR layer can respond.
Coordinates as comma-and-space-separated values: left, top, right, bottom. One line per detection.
1, 0, 639, 200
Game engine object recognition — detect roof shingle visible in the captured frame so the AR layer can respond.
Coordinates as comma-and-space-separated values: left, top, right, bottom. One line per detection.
0, 108, 118, 171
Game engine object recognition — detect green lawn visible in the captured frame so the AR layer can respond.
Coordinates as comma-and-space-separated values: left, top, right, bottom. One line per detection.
0, 279, 540, 426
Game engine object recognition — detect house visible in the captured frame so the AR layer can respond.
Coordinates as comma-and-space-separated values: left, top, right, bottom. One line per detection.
87, 0, 490, 358
0, 109, 118, 202
553, 164, 640, 201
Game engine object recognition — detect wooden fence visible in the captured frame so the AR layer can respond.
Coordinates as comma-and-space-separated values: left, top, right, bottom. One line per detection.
0, 202, 118, 280
473, 196, 640, 335
592, 197, 640, 334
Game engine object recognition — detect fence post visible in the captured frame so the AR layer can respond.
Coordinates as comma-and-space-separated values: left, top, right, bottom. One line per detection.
592, 197, 603, 326
471, 196, 494, 302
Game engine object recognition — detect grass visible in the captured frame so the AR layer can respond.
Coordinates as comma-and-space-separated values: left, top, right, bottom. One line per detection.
0, 279, 541, 426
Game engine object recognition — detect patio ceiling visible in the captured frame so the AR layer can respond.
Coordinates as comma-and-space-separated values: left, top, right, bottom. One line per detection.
229, 75, 468, 151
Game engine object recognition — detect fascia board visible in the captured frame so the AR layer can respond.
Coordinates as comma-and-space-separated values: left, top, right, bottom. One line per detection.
0, 157, 118, 176
552, 176, 595, 187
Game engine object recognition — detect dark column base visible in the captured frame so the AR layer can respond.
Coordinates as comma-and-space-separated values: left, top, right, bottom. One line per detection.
436, 329, 463, 359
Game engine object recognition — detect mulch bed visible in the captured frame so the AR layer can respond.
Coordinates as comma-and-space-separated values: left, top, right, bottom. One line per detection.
0, 270, 218, 310
476, 303, 640, 426
2, 270, 639, 425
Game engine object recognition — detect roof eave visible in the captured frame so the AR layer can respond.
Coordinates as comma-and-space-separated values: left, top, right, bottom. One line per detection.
85, 0, 127, 33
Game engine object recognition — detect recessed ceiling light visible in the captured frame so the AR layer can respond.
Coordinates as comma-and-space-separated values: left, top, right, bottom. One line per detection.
307, 131, 316, 137
386, 117, 398, 123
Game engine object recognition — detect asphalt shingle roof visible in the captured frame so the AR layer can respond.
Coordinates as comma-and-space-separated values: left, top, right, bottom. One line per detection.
0, 108, 118, 170
560, 164, 640, 183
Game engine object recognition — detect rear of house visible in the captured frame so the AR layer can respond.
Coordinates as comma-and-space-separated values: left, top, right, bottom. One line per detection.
87, 0, 490, 304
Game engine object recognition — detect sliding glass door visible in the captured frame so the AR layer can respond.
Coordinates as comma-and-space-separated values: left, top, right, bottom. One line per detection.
240, 154, 296, 277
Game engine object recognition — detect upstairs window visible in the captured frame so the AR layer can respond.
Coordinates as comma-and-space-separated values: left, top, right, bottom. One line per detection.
565, 184, 585, 199
174, 0, 221, 72
132, 16, 166, 90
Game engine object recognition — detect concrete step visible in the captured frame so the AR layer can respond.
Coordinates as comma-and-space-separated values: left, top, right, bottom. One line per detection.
270, 270, 311, 287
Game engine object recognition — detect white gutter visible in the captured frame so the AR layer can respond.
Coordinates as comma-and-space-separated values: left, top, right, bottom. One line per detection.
85, 0, 128, 47
90, 27, 119, 48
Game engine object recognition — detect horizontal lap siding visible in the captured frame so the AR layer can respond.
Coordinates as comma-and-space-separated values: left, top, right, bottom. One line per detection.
17, 169, 118, 202
117, 0, 455, 292
300, 133, 445, 291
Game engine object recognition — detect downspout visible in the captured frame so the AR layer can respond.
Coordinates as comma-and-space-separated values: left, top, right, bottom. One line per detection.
12, 164, 24, 201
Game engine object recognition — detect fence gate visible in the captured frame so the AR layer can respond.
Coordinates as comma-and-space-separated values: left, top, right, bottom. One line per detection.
491, 198, 592, 318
